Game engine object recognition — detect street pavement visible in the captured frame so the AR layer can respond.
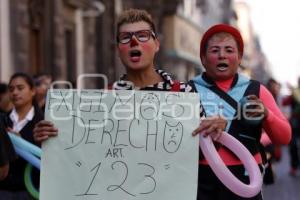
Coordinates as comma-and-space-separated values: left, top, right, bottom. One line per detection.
262, 146, 300, 200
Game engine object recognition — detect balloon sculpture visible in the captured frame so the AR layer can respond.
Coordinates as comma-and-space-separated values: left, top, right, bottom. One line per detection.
8, 133, 41, 199
199, 131, 263, 198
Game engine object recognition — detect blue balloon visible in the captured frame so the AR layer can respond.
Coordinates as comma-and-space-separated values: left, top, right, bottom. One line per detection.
14, 146, 41, 170
8, 133, 41, 170
8, 133, 41, 158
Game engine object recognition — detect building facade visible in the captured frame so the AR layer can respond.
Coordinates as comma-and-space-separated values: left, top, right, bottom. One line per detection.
0, 0, 267, 88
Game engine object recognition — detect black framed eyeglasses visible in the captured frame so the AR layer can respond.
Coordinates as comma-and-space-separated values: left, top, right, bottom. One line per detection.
117, 30, 156, 44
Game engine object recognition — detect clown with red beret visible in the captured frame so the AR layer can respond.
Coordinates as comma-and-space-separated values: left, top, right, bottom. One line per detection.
190, 24, 291, 200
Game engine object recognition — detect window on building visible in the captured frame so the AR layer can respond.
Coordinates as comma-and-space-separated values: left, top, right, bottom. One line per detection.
29, 29, 42, 74
65, 29, 76, 87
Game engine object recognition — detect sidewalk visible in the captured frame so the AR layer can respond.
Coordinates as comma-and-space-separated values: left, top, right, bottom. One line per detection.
262, 146, 300, 200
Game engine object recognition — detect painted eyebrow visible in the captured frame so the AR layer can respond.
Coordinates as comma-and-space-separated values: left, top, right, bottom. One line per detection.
208, 46, 236, 50
209, 45, 235, 48
207, 46, 220, 51
10, 84, 25, 88
208, 45, 220, 48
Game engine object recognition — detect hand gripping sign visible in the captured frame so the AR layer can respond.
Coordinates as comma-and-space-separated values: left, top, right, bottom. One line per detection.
199, 132, 263, 198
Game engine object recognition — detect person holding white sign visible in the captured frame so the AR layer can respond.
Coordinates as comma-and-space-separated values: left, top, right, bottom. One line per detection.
34, 9, 228, 200
190, 24, 292, 200
34, 9, 227, 142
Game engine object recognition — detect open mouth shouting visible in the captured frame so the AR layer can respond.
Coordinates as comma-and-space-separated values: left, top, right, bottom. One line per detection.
129, 49, 142, 62
217, 63, 229, 71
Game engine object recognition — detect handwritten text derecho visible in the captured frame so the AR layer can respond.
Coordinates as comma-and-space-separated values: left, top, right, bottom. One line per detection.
40, 89, 200, 200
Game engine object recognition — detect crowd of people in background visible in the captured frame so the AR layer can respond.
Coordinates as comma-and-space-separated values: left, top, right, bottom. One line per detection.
0, 8, 298, 200
0, 73, 51, 199
282, 77, 300, 177
259, 76, 300, 181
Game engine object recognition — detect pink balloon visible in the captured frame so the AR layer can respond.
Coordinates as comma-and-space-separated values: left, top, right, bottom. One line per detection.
199, 132, 263, 198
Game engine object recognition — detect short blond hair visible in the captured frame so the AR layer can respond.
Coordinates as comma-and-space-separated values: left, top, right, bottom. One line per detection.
116, 9, 156, 34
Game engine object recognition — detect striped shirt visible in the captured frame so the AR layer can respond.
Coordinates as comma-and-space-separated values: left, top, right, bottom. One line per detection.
112, 69, 205, 118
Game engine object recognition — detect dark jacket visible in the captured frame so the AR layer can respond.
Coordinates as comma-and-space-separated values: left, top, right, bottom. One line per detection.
0, 113, 17, 167
0, 106, 43, 191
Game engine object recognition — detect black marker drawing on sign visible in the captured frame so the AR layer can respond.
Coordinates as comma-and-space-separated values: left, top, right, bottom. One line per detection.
109, 93, 134, 113
101, 119, 114, 145
107, 161, 136, 197
128, 119, 144, 149
76, 161, 102, 196
94, 91, 108, 113
56, 91, 70, 111
75, 161, 82, 167
105, 148, 124, 158
163, 122, 183, 153
146, 120, 158, 151
85, 119, 99, 144
46, 90, 197, 199
162, 93, 185, 118
138, 163, 156, 195
64, 115, 86, 150
164, 164, 170, 170
113, 120, 129, 147
79, 91, 93, 112
140, 93, 160, 120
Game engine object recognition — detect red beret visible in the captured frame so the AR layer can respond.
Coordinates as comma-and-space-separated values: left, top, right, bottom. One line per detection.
200, 24, 244, 59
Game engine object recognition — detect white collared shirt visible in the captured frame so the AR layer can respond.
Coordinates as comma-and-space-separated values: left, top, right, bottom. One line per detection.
9, 106, 35, 132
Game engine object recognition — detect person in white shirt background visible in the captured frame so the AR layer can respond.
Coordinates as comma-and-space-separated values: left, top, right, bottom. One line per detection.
0, 72, 43, 200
